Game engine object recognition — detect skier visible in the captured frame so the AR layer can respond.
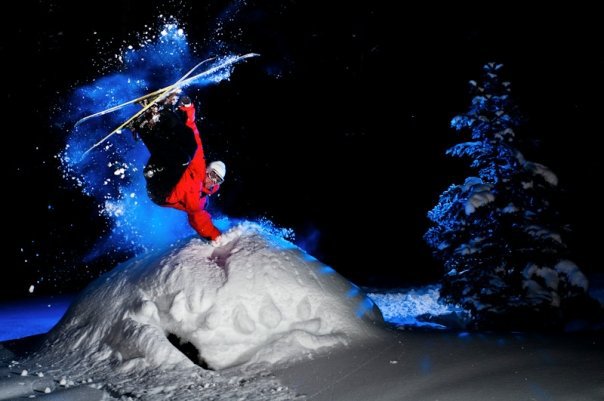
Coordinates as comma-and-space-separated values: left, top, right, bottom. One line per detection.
165, 160, 225, 241
134, 92, 225, 241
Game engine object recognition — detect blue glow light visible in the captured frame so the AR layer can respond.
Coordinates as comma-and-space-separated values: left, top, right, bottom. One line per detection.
319, 266, 336, 275
0, 296, 73, 341
347, 286, 360, 298
296, 227, 321, 254
355, 297, 375, 318
58, 23, 248, 257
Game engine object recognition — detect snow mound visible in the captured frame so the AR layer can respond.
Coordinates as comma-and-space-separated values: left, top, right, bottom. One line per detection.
39, 223, 384, 372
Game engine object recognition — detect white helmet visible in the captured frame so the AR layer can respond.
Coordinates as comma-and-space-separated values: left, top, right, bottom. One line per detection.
208, 161, 226, 181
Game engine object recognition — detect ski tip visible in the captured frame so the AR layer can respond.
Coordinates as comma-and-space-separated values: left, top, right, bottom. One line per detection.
79, 149, 91, 162
237, 53, 260, 60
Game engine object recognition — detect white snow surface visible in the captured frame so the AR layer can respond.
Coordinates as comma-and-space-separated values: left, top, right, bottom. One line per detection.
368, 286, 460, 328
2, 271, 603, 400
464, 184, 495, 215
524, 224, 562, 243
494, 127, 515, 141
12, 223, 383, 400
555, 260, 589, 290
42, 223, 383, 370
461, 178, 495, 215
2, 224, 602, 400
524, 161, 559, 186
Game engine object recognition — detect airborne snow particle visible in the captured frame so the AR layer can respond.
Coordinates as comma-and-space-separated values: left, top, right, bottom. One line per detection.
29, 285, 35, 293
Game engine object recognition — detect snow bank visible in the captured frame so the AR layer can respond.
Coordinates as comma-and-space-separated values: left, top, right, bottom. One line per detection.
37, 223, 383, 373
368, 285, 463, 329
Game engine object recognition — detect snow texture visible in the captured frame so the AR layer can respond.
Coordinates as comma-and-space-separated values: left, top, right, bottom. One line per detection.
368, 286, 460, 328
2, 281, 603, 400
275, 330, 604, 401
524, 161, 558, 186
10, 223, 383, 400
524, 224, 562, 243
522, 260, 589, 306
464, 183, 495, 215
555, 260, 589, 290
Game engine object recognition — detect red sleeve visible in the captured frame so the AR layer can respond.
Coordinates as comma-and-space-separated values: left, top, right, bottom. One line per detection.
179, 105, 196, 128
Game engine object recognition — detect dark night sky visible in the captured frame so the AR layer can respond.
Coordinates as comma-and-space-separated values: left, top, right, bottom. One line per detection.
6, 1, 603, 300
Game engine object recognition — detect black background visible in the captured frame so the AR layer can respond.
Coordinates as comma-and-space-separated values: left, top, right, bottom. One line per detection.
6, 1, 603, 300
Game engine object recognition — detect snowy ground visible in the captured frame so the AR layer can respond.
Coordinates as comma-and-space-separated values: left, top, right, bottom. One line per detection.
1, 224, 603, 400
275, 329, 604, 401
2, 328, 603, 400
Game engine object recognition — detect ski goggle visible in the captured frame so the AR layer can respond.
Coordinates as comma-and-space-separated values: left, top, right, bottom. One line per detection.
208, 169, 224, 185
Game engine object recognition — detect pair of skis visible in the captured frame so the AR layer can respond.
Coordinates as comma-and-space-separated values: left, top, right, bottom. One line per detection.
77, 53, 258, 157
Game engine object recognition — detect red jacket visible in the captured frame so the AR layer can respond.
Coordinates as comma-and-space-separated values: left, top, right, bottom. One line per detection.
179, 104, 200, 136
162, 103, 221, 241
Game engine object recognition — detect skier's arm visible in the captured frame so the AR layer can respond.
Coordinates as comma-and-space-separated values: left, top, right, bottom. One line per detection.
179, 104, 196, 126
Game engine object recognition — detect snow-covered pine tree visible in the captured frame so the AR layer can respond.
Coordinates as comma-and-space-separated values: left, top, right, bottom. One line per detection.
425, 62, 590, 328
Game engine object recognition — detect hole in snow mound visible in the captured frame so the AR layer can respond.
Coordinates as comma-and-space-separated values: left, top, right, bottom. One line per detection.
166, 333, 212, 370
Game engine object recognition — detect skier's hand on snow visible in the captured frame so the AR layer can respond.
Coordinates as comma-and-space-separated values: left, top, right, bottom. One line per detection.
211, 233, 223, 247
